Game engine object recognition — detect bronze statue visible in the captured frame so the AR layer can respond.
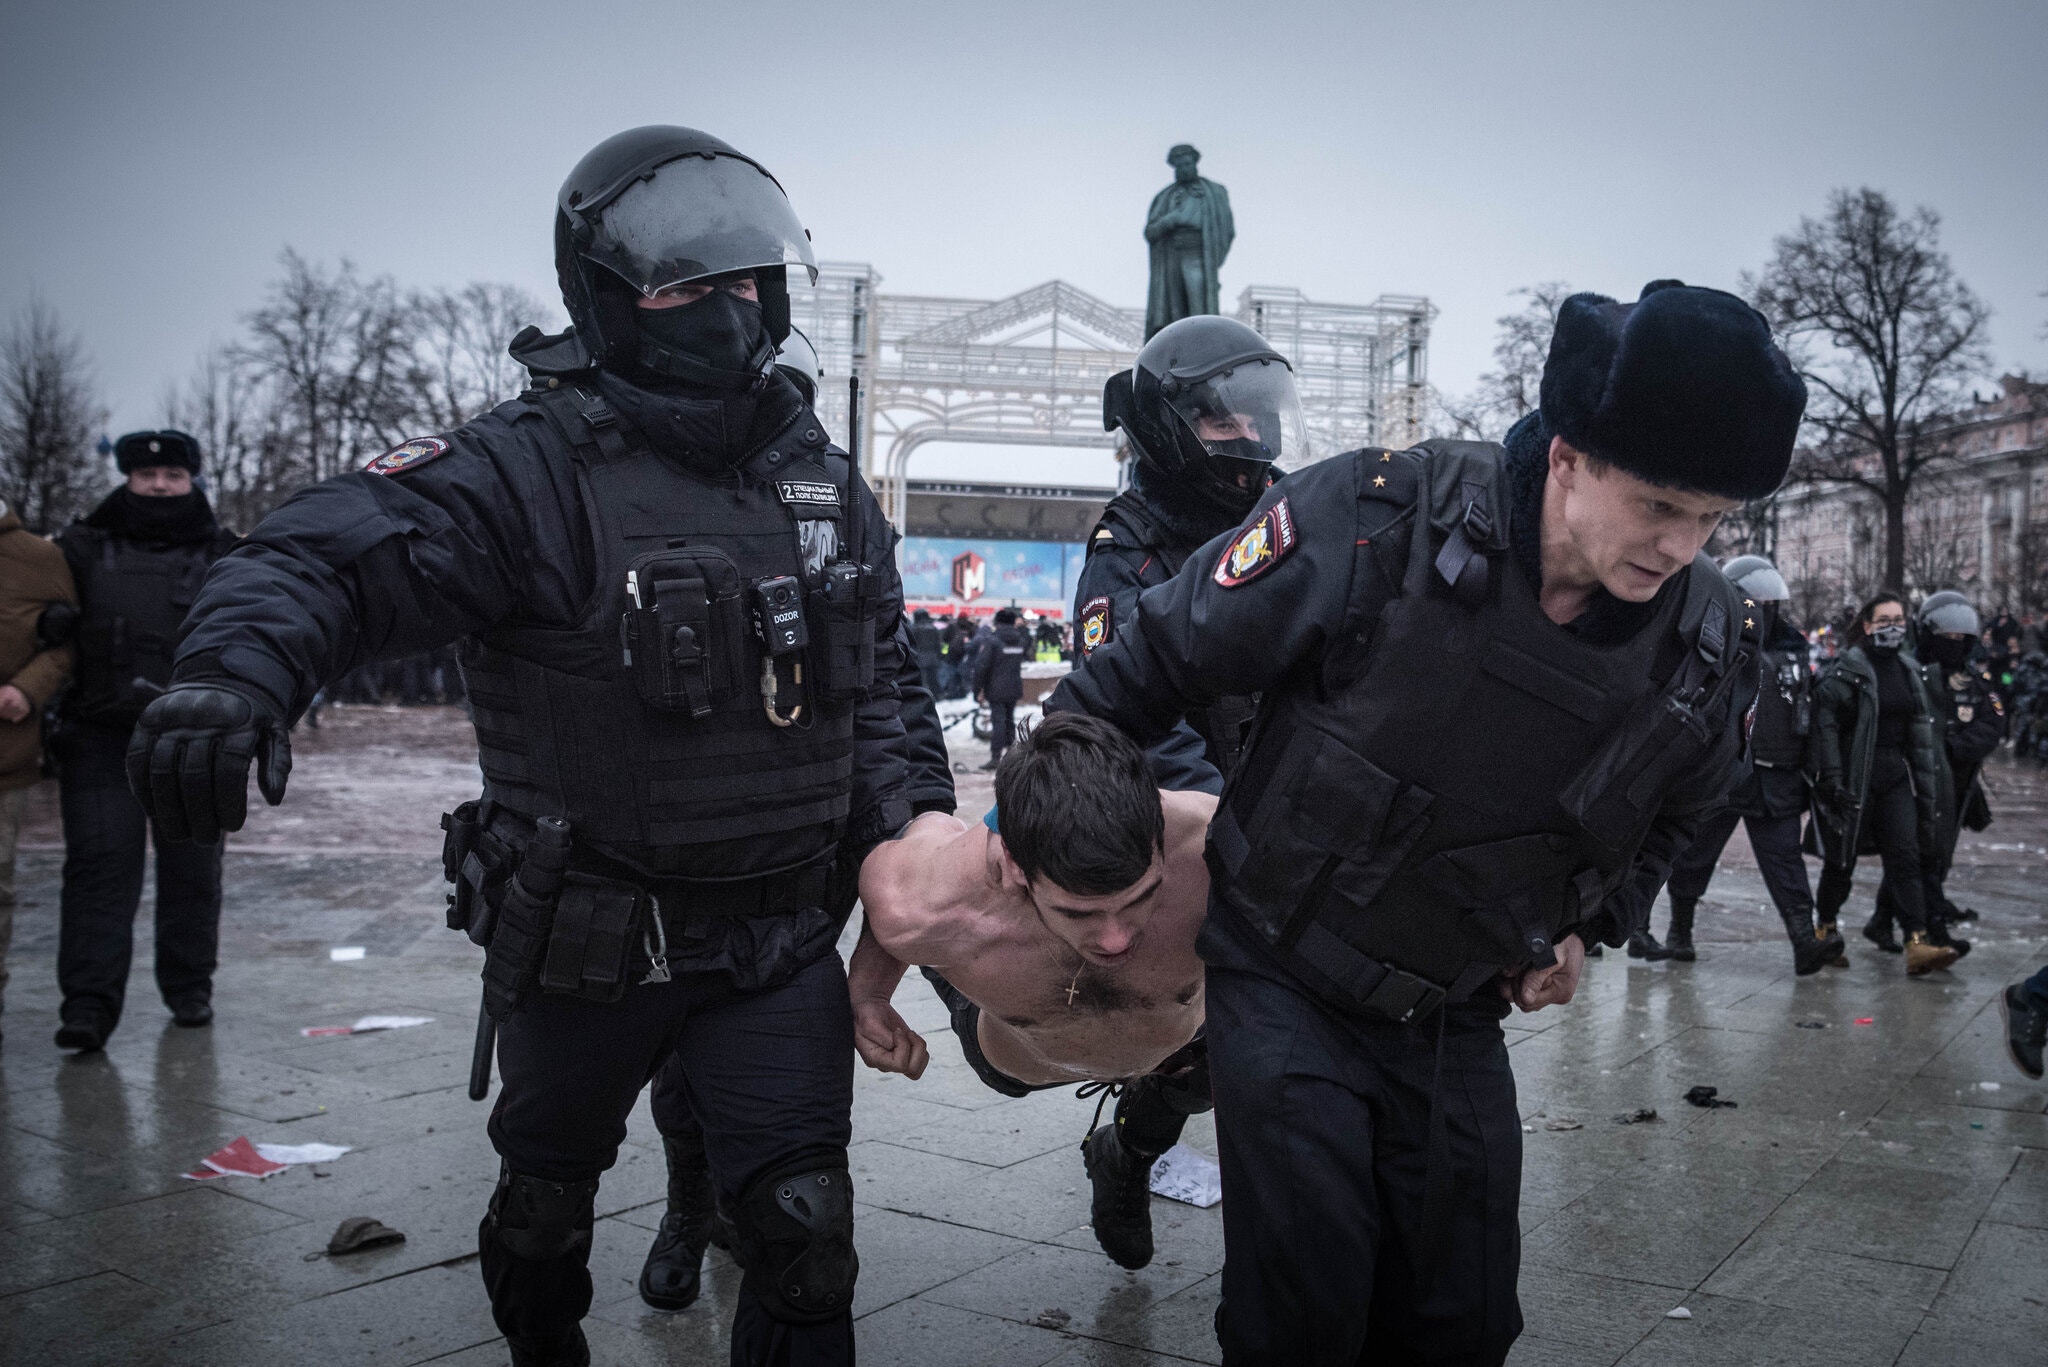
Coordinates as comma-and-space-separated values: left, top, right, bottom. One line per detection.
1144, 144, 1235, 339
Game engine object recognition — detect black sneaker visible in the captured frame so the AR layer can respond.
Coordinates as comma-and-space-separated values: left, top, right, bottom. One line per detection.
169, 998, 214, 1028
2000, 984, 2046, 1081
1861, 921, 1903, 954
1081, 1123, 1157, 1270
1627, 931, 1672, 962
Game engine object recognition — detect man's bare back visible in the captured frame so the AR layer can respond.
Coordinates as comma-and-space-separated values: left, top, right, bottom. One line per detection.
851, 790, 1216, 1086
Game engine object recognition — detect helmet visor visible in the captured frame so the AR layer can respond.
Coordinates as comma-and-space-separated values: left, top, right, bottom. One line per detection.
1732, 565, 1789, 603
582, 154, 817, 298
1162, 358, 1312, 471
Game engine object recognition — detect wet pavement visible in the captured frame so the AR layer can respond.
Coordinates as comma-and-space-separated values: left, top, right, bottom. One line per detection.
1, 704, 2044, 1365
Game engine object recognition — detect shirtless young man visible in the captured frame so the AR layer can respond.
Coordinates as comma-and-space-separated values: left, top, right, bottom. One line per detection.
851, 712, 1216, 1269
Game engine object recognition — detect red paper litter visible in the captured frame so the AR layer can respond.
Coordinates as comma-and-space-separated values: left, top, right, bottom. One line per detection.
194, 1136, 287, 1179
1854, 1018, 1875, 1026
301, 1026, 354, 1037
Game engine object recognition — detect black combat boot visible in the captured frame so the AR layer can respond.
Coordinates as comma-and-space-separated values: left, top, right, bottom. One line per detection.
1814, 917, 1850, 967
1081, 1121, 1159, 1270
1861, 917, 1902, 953
1781, 907, 1841, 976
1926, 910, 1972, 960
639, 1133, 717, 1311
1665, 897, 1697, 963
505, 1328, 590, 1367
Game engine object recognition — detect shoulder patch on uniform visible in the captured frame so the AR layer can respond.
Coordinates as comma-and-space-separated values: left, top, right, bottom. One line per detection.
1213, 497, 1297, 588
775, 479, 842, 512
365, 437, 449, 476
1079, 596, 1113, 656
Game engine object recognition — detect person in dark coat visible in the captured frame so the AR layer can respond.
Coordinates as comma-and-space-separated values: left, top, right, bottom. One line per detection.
1868, 591, 2004, 952
972, 608, 1029, 771
1809, 593, 1958, 975
53, 432, 239, 1050
910, 608, 944, 700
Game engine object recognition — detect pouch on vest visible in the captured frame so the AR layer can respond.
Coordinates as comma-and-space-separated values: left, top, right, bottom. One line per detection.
806, 560, 881, 704
441, 800, 488, 934
620, 548, 751, 717
1208, 719, 1434, 949
1405, 833, 1582, 968
540, 873, 646, 1003
1559, 673, 1734, 851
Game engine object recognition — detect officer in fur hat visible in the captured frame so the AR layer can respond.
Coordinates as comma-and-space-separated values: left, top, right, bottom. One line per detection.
1051, 280, 1803, 1362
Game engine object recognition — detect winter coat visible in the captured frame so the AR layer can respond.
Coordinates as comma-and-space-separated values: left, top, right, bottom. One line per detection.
1806, 644, 1943, 871
0, 501, 78, 789
972, 624, 1030, 705
1918, 656, 2004, 867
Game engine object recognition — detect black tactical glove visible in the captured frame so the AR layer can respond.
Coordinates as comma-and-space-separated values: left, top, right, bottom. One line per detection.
1814, 774, 1856, 816
126, 682, 292, 845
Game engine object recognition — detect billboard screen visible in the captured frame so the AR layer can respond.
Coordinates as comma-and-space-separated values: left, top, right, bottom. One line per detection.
897, 537, 1083, 611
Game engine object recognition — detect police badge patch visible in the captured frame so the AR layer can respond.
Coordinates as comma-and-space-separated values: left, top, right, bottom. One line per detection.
1213, 497, 1297, 588
1080, 596, 1112, 656
364, 437, 449, 476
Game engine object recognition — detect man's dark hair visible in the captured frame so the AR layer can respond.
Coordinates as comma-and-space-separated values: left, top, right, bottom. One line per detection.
994, 608, 1018, 625
995, 713, 1163, 895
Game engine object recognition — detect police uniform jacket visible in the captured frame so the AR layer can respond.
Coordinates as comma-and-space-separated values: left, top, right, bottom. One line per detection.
174, 356, 915, 884
1806, 646, 1944, 871
1918, 655, 2002, 860
1051, 441, 1756, 1023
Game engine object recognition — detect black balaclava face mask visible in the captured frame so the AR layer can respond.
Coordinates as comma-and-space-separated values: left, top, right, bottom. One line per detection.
634, 290, 773, 388
113, 487, 212, 541
1927, 635, 1974, 667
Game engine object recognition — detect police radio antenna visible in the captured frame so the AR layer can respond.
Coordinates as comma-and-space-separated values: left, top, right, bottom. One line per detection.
847, 373, 862, 467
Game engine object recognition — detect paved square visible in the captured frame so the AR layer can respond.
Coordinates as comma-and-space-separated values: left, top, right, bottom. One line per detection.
1, 706, 2042, 1365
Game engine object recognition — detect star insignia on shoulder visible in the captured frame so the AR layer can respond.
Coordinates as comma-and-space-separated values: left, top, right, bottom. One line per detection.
1373, 475, 1387, 488
1743, 598, 1755, 607
1745, 617, 1755, 629
1379, 451, 1392, 462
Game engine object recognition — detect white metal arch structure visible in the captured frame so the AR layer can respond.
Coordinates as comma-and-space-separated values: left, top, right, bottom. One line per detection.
787, 264, 1433, 528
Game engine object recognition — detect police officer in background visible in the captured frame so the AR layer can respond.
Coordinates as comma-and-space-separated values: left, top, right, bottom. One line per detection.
1876, 590, 2003, 950
127, 127, 913, 1367
1653, 555, 1845, 974
53, 432, 238, 1052
1052, 281, 1801, 1363
1075, 316, 1299, 793
972, 607, 1029, 770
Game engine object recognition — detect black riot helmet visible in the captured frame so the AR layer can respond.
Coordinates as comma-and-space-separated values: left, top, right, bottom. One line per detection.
555, 126, 818, 388
1103, 315, 1311, 516
1915, 589, 1980, 665
773, 326, 824, 406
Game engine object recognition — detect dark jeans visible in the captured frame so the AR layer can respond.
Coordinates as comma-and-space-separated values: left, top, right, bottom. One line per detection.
1667, 807, 1814, 913
988, 700, 1016, 762
2023, 964, 2048, 1011
484, 950, 854, 1363
57, 720, 222, 1026
1206, 966, 1523, 1366
1816, 747, 1927, 937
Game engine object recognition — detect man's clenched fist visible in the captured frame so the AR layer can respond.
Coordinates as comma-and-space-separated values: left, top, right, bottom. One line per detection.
126, 683, 292, 845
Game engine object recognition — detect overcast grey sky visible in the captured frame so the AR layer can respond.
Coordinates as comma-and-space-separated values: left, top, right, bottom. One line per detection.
4, 0, 2043, 483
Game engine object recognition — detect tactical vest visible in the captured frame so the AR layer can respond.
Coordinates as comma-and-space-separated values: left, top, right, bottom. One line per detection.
69, 530, 222, 726
458, 384, 884, 876
1749, 640, 1812, 767
1206, 442, 1751, 1020
1087, 492, 1258, 780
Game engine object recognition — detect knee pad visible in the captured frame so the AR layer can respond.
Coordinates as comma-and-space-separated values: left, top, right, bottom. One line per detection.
486, 1163, 599, 1262
731, 1155, 857, 1324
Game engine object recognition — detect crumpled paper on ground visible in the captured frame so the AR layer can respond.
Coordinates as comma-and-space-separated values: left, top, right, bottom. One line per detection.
182, 1137, 352, 1180
1148, 1143, 1223, 1208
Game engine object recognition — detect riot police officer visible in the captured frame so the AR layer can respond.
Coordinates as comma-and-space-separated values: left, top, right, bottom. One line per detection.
1076, 315, 1304, 793
1052, 281, 1801, 1363
128, 127, 915, 1367
54, 432, 238, 1051
1875, 590, 2003, 951
1656, 555, 1844, 974
1067, 314, 1307, 1268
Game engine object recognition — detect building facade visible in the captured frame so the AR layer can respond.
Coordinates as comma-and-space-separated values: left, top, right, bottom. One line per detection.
1768, 375, 2048, 624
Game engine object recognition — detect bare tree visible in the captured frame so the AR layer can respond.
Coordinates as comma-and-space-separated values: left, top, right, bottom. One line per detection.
1747, 188, 1991, 592
235, 250, 415, 490
0, 299, 108, 533
1899, 473, 1979, 594
1433, 283, 1575, 442
406, 282, 551, 430
165, 346, 290, 532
